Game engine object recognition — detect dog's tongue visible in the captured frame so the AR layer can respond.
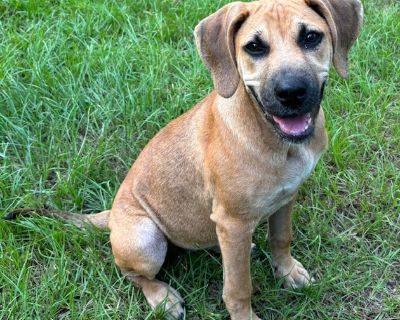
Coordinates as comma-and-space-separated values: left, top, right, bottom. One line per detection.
272, 113, 311, 136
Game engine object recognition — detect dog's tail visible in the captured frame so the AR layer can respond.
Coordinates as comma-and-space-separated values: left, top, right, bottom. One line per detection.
4, 207, 110, 230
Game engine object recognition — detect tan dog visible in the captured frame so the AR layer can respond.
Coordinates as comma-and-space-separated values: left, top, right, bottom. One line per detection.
8, 0, 363, 319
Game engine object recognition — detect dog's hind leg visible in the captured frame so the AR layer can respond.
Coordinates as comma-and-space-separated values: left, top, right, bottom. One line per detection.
109, 209, 184, 319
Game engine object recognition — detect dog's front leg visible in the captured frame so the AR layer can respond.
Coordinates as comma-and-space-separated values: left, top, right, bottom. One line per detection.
211, 206, 261, 320
268, 199, 314, 288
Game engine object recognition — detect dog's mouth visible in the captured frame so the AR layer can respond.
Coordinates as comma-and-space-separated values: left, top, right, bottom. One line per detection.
271, 113, 313, 140
247, 86, 316, 142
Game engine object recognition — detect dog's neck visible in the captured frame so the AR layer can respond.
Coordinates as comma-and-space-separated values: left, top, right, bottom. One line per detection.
213, 83, 291, 156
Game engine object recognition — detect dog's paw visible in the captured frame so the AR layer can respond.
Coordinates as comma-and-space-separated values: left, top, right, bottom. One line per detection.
251, 311, 262, 320
230, 309, 262, 320
273, 257, 314, 289
144, 281, 185, 319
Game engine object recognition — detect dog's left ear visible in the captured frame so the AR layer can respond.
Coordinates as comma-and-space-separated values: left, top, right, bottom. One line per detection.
305, 0, 363, 78
194, 2, 250, 98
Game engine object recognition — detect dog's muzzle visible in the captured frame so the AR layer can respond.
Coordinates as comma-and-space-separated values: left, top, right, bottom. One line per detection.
248, 69, 324, 143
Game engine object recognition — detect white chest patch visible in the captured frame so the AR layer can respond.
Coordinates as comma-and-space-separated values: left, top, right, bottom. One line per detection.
254, 145, 321, 217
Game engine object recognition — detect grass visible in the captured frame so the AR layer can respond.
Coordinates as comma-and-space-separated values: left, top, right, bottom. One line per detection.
0, 0, 399, 319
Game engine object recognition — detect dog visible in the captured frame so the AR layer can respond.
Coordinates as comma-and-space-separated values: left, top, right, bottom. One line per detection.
7, 0, 363, 319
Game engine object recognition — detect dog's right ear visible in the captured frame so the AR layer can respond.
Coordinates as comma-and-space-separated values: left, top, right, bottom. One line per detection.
194, 2, 249, 98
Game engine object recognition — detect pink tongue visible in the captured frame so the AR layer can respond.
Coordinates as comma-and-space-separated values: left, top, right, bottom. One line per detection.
272, 113, 311, 135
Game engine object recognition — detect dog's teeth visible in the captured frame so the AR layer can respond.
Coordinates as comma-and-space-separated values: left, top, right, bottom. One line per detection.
304, 116, 312, 130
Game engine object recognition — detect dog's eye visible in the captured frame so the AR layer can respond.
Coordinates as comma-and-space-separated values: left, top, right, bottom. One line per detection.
244, 41, 269, 57
303, 31, 323, 49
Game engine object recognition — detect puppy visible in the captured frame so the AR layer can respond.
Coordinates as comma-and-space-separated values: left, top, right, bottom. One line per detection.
8, 0, 363, 319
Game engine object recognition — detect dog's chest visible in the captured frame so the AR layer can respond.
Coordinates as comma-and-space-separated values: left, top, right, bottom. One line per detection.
253, 145, 319, 216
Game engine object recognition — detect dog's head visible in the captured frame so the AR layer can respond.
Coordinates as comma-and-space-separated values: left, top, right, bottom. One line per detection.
195, 0, 363, 142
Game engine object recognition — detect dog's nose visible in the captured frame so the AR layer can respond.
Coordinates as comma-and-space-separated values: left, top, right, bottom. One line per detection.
274, 77, 308, 107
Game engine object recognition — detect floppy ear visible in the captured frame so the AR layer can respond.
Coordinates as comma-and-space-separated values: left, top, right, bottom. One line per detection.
194, 2, 250, 98
305, 0, 363, 78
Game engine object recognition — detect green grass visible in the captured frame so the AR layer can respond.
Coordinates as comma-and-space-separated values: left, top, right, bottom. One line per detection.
0, 0, 399, 319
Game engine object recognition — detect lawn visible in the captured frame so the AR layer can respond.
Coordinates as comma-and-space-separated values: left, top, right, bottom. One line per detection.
0, 0, 399, 319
